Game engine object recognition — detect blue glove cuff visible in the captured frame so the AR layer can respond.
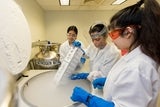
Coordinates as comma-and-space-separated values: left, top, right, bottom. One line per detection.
86, 94, 93, 104
88, 95, 115, 107
70, 87, 114, 107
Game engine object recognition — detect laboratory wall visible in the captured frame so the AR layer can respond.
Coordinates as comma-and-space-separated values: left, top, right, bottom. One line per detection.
15, 0, 118, 50
45, 10, 118, 47
15, 0, 46, 59
15, 0, 46, 42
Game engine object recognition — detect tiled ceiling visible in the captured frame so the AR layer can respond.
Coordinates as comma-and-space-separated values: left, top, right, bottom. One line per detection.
36, 0, 160, 11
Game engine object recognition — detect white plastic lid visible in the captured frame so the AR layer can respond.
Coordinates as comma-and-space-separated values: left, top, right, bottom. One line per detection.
0, 0, 31, 75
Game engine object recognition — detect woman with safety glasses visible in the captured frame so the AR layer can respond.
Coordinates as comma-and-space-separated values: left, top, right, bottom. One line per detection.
70, 0, 160, 107
70, 22, 120, 84
59, 25, 85, 63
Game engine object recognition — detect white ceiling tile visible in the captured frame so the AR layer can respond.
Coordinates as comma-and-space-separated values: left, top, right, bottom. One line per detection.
36, 0, 160, 11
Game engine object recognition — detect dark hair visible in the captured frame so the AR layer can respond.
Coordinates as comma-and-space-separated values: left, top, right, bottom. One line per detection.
67, 25, 78, 35
108, 0, 160, 64
89, 23, 107, 37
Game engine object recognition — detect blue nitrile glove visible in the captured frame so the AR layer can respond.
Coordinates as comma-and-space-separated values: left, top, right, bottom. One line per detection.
72, 41, 81, 47
80, 57, 86, 64
70, 73, 89, 80
92, 77, 107, 89
72, 41, 85, 55
88, 94, 115, 107
70, 86, 115, 107
70, 87, 90, 105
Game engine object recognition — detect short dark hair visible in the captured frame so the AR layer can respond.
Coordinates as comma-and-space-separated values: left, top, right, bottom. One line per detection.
67, 25, 78, 35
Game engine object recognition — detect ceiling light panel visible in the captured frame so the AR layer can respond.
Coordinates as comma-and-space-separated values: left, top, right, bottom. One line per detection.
112, 0, 127, 5
59, 0, 70, 6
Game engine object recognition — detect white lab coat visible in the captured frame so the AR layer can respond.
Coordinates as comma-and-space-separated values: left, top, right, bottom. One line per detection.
59, 40, 85, 70
59, 40, 85, 62
85, 43, 121, 81
103, 46, 160, 107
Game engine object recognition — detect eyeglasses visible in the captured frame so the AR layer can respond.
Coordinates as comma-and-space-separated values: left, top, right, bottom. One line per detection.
109, 28, 124, 40
67, 33, 77, 37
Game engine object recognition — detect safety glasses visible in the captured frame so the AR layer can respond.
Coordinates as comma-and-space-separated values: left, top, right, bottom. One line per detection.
109, 28, 124, 40
67, 33, 77, 37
